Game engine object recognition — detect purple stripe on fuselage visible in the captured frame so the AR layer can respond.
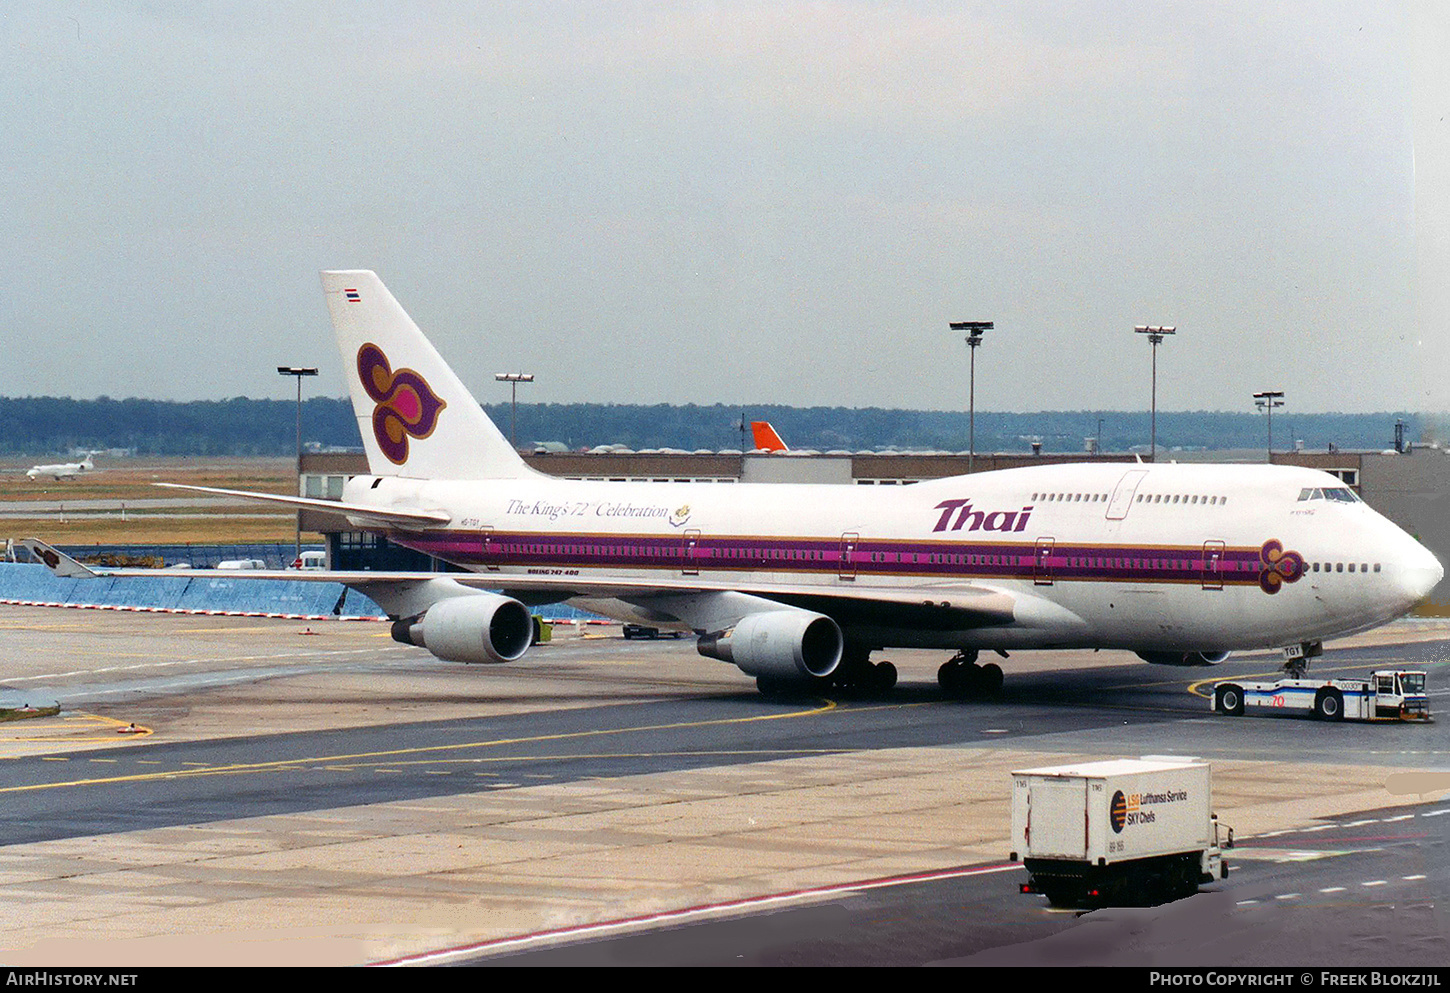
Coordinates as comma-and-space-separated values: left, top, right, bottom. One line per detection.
383, 529, 1265, 587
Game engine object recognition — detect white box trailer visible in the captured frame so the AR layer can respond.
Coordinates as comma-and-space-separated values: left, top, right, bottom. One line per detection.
1009, 756, 1228, 908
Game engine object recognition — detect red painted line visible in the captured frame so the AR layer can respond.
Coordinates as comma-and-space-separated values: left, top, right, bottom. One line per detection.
373, 862, 1024, 966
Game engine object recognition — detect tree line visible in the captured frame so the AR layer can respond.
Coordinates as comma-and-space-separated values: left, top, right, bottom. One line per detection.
0, 395, 1425, 457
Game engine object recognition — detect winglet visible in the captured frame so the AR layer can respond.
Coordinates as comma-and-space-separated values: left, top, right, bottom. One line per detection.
17, 539, 102, 578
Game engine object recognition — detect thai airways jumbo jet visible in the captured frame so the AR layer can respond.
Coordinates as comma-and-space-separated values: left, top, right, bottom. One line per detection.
26, 453, 95, 481
24, 271, 1444, 696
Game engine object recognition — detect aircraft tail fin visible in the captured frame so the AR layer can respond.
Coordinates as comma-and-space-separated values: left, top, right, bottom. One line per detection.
320, 271, 533, 480
750, 421, 789, 452
18, 539, 102, 578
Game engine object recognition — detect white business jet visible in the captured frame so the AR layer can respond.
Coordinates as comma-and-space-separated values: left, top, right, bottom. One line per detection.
24, 271, 1443, 696
26, 453, 96, 481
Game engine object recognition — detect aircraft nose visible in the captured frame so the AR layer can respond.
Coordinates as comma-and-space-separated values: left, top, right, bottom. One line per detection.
1398, 542, 1444, 607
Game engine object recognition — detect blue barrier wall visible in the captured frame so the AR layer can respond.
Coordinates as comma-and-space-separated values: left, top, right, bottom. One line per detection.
0, 562, 384, 618
0, 563, 605, 622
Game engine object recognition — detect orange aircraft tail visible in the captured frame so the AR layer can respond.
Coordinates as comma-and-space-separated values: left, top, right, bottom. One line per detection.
750, 421, 789, 452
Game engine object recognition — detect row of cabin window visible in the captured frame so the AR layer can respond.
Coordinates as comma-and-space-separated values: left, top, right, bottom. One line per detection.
1313, 561, 1380, 573
1136, 493, 1225, 505
1029, 491, 1227, 506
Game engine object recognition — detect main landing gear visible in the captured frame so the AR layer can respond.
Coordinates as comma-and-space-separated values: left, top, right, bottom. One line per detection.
937, 649, 1004, 699
754, 645, 897, 698
831, 645, 898, 694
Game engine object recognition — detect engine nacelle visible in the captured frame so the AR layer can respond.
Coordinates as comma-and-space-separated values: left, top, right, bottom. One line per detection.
391, 592, 534, 664
1136, 650, 1231, 667
696, 610, 843, 681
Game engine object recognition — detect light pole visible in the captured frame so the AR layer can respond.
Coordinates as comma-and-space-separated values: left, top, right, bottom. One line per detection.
1134, 325, 1175, 461
277, 365, 318, 562
1253, 390, 1285, 462
949, 321, 993, 474
494, 372, 534, 449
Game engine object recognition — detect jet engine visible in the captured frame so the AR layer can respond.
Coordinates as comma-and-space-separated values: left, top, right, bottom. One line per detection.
1136, 650, 1231, 667
391, 592, 535, 664
696, 610, 843, 681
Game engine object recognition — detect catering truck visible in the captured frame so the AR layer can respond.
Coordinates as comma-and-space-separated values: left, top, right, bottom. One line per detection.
1212, 670, 1429, 722
1009, 757, 1229, 909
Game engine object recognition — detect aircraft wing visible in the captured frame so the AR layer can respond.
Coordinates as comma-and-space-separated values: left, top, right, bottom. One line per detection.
17, 538, 1023, 631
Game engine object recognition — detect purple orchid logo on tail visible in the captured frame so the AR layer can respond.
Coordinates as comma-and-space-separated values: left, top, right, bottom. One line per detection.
1258, 539, 1304, 594
357, 343, 447, 465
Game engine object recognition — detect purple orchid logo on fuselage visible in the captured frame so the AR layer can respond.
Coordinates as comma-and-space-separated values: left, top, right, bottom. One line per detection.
357, 343, 447, 465
1258, 539, 1305, 594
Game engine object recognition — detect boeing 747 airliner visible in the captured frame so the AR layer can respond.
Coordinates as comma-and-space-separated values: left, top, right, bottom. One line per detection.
25, 271, 1443, 696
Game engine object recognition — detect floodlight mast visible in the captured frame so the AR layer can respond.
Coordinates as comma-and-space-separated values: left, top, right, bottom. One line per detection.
1134, 326, 1175, 461
1253, 390, 1285, 462
949, 321, 993, 474
277, 366, 319, 560
495, 372, 535, 449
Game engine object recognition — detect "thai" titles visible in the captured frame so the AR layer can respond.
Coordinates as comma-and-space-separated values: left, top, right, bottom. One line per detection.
931, 499, 1034, 533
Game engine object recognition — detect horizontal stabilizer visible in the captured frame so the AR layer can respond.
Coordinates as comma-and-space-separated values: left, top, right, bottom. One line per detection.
153, 483, 452, 527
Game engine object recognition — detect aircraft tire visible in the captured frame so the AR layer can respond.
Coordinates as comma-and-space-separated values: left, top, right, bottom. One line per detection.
937, 661, 967, 698
981, 662, 1004, 695
939, 660, 995, 699
873, 661, 898, 693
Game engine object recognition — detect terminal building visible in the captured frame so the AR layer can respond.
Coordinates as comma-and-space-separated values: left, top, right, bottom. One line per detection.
298, 446, 1450, 613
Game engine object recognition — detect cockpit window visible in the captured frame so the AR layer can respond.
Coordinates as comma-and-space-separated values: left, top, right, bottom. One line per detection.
1297, 486, 1361, 503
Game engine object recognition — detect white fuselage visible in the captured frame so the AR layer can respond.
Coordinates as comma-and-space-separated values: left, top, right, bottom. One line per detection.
348, 461, 1441, 654
26, 460, 91, 481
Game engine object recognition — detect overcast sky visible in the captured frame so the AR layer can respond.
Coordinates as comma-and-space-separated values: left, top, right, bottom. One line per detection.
2, 2, 1446, 417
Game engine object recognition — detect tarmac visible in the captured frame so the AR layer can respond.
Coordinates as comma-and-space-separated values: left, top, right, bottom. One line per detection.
1, 614, 1447, 967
